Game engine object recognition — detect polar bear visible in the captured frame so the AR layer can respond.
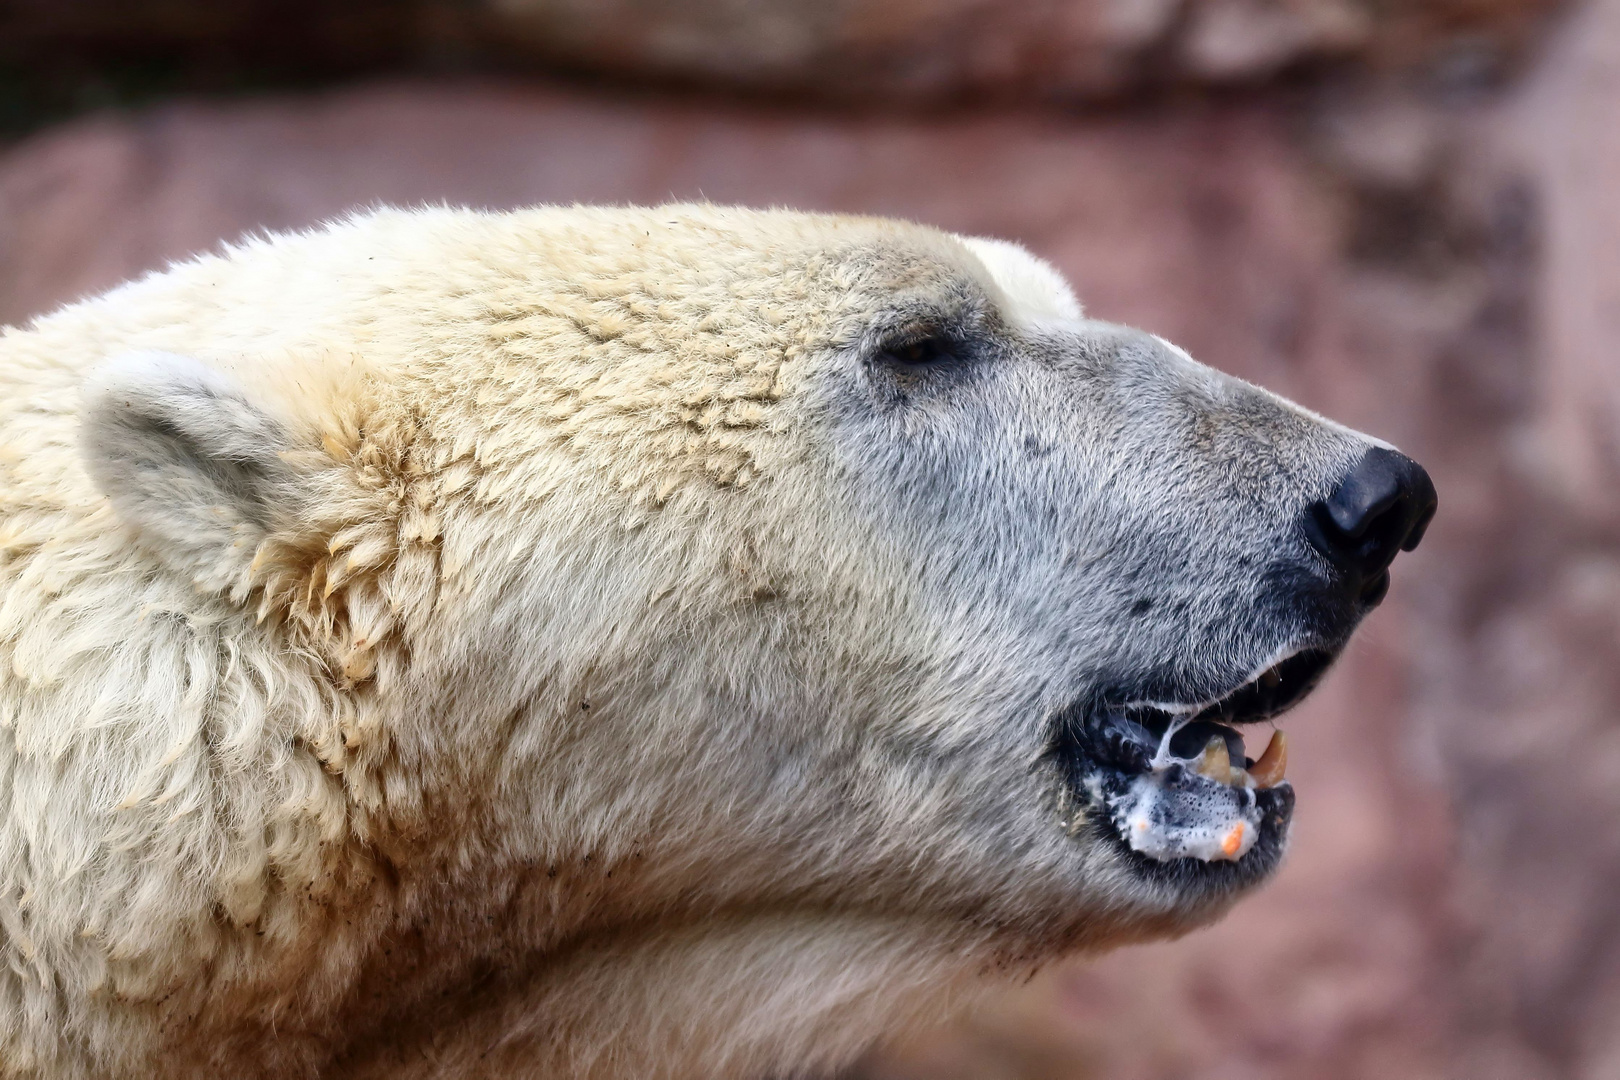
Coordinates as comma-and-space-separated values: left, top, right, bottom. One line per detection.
0, 205, 1434, 1079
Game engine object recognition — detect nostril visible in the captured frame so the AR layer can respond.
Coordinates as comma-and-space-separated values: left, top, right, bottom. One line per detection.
1305, 446, 1438, 589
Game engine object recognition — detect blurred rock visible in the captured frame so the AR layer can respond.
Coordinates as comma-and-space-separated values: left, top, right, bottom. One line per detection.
489, 0, 1376, 97
1181, 0, 1369, 80
0, 0, 1569, 113
1427, 1, 1620, 1076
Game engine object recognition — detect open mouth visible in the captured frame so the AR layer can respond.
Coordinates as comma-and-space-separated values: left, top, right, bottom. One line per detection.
1053, 647, 1335, 873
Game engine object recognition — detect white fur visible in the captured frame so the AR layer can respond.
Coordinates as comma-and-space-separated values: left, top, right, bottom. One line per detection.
957, 235, 1083, 326
0, 204, 1374, 1079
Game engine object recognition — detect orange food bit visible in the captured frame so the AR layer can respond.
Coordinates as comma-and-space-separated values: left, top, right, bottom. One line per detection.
1221, 822, 1246, 857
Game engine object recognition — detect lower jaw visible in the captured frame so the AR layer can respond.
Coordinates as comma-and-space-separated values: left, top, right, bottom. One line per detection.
1070, 768, 1295, 894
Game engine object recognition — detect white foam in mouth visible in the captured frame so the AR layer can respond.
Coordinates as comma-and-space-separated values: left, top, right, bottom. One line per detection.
1099, 659, 1300, 863
1151, 712, 1193, 770
1115, 770, 1264, 862
1112, 711, 1278, 863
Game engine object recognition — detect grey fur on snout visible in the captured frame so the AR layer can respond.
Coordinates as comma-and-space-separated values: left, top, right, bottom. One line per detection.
819, 310, 1378, 903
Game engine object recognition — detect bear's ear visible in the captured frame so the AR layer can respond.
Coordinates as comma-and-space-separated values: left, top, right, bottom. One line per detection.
80, 351, 299, 591
956, 235, 1082, 327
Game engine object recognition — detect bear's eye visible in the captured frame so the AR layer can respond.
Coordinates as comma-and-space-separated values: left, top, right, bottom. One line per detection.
878, 336, 955, 367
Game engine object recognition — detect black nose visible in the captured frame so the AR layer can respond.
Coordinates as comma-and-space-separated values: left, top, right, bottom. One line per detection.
1304, 446, 1437, 606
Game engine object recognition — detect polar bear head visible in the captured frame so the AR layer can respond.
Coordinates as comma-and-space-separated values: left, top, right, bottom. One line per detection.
62, 205, 1434, 1075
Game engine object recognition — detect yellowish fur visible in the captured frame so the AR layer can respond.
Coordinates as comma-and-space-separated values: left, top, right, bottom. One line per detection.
0, 204, 1354, 1078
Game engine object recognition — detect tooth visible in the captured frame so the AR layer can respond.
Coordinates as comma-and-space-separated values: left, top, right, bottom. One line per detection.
1194, 736, 1232, 782
1250, 730, 1288, 788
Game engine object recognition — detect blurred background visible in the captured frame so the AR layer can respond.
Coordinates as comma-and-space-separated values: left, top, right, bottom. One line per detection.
2, 1, 1618, 1077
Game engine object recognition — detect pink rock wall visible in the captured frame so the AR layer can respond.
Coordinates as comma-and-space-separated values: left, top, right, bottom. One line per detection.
0, 5, 1613, 1069
0, 0, 1564, 103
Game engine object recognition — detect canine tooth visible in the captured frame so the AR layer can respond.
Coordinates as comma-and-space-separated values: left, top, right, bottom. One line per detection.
1250, 730, 1288, 788
1194, 736, 1232, 782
